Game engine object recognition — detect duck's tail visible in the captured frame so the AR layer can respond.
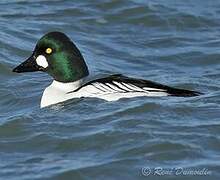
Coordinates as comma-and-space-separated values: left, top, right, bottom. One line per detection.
167, 87, 203, 97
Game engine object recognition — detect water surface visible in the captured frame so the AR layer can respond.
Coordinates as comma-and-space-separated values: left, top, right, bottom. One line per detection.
0, 0, 220, 179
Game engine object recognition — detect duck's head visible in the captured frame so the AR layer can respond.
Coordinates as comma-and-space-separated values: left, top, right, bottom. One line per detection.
13, 32, 89, 82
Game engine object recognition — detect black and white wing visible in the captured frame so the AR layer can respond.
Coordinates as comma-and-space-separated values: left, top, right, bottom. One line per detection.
70, 74, 202, 98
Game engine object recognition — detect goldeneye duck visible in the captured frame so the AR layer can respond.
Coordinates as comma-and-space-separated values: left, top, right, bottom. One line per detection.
13, 32, 202, 108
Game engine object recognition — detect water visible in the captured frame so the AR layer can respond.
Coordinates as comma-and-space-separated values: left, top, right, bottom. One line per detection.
0, 0, 220, 179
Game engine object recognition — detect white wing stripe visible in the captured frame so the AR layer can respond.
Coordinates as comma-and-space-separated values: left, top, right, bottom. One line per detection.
105, 83, 124, 92
113, 81, 131, 92
93, 83, 108, 92
143, 87, 166, 91
126, 83, 147, 92
121, 82, 145, 92
121, 82, 136, 91
91, 81, 167, 94
99, 83, 117, 92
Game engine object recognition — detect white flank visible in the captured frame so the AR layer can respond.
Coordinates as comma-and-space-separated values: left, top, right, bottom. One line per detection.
40, 80, 169, 108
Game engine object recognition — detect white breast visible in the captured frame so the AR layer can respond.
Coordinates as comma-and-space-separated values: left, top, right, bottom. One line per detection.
41, 80, 82, 108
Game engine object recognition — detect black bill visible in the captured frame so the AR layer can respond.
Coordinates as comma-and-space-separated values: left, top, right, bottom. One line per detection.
13, 55, 41, 73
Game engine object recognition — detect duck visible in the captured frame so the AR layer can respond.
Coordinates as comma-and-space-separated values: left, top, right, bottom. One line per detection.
13, 32, 202, 108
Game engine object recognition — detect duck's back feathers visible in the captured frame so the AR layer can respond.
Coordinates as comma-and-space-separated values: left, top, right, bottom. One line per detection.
68, 74, 202, 97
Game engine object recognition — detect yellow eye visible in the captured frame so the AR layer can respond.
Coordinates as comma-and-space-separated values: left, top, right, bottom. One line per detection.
45, 48, 52, 54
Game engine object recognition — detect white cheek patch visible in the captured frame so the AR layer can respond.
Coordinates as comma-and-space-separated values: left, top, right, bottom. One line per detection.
36, 55, 49, 68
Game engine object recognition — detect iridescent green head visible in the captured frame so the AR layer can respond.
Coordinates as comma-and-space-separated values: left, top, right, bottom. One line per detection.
13, 32, 89, 82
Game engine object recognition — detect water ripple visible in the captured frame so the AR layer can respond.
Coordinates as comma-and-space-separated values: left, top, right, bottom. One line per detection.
0, 0, 219, 179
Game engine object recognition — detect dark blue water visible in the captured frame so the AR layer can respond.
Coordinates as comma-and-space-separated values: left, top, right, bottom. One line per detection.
0, 0, 220, 179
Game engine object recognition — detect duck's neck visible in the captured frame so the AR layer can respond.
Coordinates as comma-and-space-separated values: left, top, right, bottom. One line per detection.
51, 79, 83, 92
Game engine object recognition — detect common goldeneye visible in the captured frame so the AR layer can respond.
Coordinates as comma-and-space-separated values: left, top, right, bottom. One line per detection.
13, 32, 202, 108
